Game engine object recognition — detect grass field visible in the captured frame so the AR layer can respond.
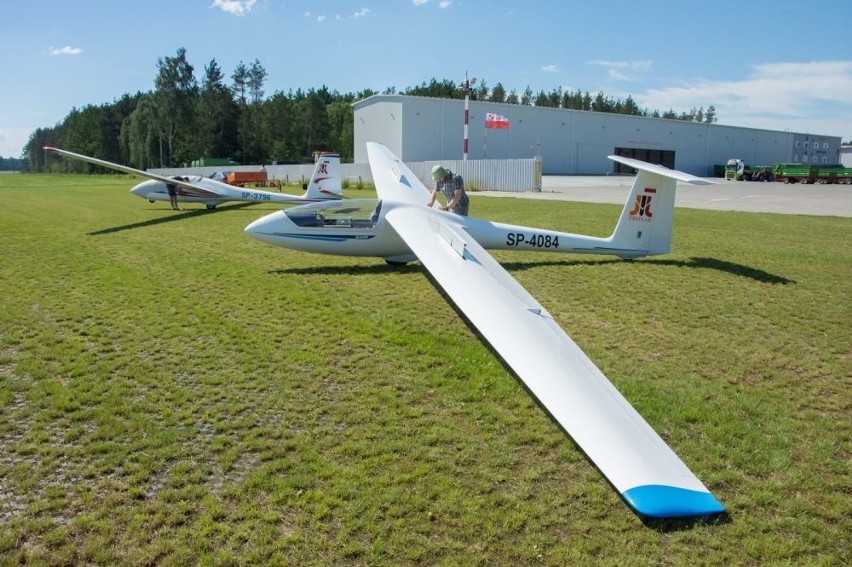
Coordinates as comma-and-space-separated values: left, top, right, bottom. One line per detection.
1, 174, 849, 565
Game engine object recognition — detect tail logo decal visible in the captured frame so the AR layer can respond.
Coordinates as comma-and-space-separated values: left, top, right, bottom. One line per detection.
318, 162, 329, 175
629, 187, 657, 221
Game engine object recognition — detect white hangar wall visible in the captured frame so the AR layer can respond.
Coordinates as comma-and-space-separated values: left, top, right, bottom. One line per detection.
353, 95, 842, 176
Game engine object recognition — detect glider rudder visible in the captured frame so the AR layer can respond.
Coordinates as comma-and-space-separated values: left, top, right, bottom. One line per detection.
305, 153, 342, 199
606, 156, 713, 259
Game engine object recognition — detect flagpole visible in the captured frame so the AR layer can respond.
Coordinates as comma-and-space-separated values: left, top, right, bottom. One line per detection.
463, 72, 470, 161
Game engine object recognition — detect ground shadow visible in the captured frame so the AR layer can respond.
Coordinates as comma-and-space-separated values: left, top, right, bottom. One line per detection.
641, 510, 732, 532
269, 263, 424, 277
274, 256, 794, 285
647, 256, 796, 285
87, 202, 258, 235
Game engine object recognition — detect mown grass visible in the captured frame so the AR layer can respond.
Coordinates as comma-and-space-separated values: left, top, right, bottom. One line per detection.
0, 173, 849, 565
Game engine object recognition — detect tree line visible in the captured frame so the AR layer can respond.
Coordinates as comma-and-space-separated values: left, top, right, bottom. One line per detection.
0, 156, 25, 171
25, 48, 718, 173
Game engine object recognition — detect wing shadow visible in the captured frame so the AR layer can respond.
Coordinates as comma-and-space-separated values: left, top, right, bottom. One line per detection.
641, 511, 732, 532
273, 256, 794, 285
87, 202, 258, 235
500, 256, 795, 284
269, 263, 424, 276
647, 257, 796, 285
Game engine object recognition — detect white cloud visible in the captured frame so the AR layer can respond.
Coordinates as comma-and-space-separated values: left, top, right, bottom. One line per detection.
542, 64, 559, 73
49, 46, 83, 56
211, 0, 256, 17
608, 69, 631, 81
413, 0, 451, 7
637, 60, 852, 137
352, 8, 371, 18
590, 59, 652, 71
317, 15, 326, 22
589, 59, 653, 81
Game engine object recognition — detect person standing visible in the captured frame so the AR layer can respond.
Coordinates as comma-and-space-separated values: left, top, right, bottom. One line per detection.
166, 179, 181, 211
427, 165, 469, 216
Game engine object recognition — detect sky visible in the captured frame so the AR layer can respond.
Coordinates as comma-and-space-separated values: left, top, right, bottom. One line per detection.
2, 0, 851, 158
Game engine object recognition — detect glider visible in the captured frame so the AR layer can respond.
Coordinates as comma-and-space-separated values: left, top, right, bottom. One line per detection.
43, 146, 342, 209
244, 142, 725, 519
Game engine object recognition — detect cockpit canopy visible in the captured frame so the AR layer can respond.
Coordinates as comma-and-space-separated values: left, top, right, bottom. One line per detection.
285, 198, 382, 229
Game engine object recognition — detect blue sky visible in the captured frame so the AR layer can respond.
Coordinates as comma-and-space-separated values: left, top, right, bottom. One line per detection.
2, 0, 851, 158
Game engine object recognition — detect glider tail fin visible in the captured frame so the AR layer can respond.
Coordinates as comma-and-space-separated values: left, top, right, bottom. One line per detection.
606, 156, 713, 259
304, 152, 342, 199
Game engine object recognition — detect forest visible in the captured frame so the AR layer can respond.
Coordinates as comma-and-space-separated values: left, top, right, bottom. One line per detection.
24, 48, 719, 173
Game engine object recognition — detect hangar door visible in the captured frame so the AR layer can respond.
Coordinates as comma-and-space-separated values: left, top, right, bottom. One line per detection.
613, 148, 675, 173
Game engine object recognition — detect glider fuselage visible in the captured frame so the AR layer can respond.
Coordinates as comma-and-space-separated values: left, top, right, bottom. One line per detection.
243, 198, 649, 262
130, 177, 303, 207
42, 147, 343, 209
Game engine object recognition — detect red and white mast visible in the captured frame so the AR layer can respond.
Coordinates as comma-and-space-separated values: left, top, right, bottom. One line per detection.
462, 72, 474, 161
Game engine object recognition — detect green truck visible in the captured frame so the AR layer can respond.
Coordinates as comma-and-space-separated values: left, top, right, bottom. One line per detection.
724, 159, 774, 181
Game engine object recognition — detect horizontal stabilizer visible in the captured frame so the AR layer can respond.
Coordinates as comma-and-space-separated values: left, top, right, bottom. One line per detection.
609, 155, 715, 185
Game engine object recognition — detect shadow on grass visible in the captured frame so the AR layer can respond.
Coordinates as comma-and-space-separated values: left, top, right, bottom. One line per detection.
641, 510, 732, 532
87, 202, 258, 235
273, 256, 794, 285
269, 263, 424, 276
648, 257, 796, 285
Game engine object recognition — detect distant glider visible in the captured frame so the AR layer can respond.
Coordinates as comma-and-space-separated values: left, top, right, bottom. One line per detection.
43, 146, 342, 209
244, 143, 724, 520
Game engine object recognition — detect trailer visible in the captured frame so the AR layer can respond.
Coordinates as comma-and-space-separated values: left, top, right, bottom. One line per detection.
226, 170, 274, 188
772, 163, 852, 184
818, 165, 852, 184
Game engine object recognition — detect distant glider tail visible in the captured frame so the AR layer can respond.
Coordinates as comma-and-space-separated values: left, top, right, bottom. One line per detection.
304, 152, 343, 199
606, 156, 713, 258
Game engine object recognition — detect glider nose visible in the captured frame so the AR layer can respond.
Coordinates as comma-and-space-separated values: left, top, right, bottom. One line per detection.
244, 211, 285, 244
243, 211, 295, 247
130, 179, 160, 198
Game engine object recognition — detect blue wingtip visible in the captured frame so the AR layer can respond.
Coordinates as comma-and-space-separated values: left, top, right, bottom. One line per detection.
623, 485, 725, 518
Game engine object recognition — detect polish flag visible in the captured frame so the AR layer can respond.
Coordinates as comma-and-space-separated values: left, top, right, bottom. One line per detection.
485, 112, 510, 129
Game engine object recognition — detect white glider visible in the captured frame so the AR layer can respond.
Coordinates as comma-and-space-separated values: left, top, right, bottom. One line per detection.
244, 142, 724, 519
43, 146, 342, 209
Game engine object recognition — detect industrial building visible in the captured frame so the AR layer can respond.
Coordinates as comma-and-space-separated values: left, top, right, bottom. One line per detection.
353, 94, 843, 177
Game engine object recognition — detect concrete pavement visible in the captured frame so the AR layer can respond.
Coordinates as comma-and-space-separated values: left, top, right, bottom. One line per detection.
476, 176, 852, 217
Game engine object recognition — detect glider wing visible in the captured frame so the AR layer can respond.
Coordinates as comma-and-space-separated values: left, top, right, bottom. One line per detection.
383, 205, 724, 518
366, 142, 724, 518
43, 146, 221, 198
367, 142, 440, 208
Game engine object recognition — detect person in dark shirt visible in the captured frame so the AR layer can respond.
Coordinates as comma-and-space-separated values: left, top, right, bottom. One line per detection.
166, 177, 183, 211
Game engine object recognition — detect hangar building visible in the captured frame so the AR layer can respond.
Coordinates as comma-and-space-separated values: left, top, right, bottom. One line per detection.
353, 94, 842, 176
